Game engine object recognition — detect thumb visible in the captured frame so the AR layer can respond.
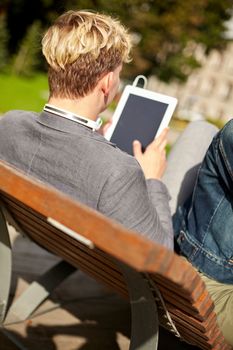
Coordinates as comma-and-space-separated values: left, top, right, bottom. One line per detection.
133, 140, 142, 158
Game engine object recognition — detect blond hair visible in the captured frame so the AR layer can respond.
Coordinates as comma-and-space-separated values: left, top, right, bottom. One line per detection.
42, 10, 132, 99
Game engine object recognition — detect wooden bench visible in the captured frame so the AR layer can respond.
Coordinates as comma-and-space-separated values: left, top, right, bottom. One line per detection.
0, 159, 232, 350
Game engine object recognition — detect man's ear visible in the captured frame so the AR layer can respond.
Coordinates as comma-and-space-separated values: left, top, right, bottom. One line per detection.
99, 71, 113, 96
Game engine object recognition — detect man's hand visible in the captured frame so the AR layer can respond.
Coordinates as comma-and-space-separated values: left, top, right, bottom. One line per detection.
133, 128, 169, 180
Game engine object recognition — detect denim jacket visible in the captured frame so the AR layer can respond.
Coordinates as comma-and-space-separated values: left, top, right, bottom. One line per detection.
173, 120, 233, 284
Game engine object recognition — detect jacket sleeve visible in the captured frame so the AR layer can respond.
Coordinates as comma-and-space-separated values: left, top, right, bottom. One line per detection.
98, 163, 174, 250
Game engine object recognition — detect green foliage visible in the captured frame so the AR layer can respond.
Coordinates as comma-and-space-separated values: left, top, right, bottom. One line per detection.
0, 73, 48, 113
11, 21, 42, 77
0, 14, 9, 72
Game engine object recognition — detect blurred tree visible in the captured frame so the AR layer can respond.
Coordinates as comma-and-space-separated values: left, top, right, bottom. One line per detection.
11, 21, 42, 76
3, 0, 233, 82
0, 14, 9, 72
6, 0, 66, 55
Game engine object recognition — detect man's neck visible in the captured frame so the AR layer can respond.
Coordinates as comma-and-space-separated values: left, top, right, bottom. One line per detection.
48, 96, 99, 121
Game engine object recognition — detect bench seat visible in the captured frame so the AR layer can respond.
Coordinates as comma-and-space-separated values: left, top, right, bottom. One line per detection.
0, 160, 232, 350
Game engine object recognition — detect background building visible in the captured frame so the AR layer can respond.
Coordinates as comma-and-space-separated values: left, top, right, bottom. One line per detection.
148, 43, 233, 124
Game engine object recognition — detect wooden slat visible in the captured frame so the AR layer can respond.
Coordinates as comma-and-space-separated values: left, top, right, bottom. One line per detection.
150, 271, 206, 301
152, 282, 213, 319
27, 231, 128, 297
175, 324, 222, 350
18, 220, 127, 293
167, 305, 217, 332
4, 199, 118, 269
8, 206, 124, 276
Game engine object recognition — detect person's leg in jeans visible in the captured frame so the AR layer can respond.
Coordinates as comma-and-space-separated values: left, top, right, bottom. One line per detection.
163, 120, 233, 346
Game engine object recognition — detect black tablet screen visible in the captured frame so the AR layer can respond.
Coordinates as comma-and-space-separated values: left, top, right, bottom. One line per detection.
110, 94, 168, 155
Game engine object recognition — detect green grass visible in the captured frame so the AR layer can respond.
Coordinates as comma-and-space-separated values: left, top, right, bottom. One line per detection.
0, 73, 49, 113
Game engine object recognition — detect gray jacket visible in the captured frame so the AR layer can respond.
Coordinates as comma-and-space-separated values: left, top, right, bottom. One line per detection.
0, 110, 173, 249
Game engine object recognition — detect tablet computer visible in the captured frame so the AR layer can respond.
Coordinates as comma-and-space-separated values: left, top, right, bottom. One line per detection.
104, 85, 177, 155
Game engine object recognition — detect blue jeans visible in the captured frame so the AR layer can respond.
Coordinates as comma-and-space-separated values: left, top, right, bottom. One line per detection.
173, 119, 233, 284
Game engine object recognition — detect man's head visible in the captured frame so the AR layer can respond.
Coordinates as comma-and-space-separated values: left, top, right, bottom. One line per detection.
42, 10, 132, 100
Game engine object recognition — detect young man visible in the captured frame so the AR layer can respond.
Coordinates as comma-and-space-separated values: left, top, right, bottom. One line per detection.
0, 10, 173, 249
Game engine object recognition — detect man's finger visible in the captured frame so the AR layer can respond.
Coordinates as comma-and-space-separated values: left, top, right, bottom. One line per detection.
133, 140, 142, 158
154, 128, 169, 146
158, 138, 168, 151
157, 127, 169, 140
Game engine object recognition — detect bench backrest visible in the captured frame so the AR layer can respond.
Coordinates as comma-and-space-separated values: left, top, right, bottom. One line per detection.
0, 160, 231, 350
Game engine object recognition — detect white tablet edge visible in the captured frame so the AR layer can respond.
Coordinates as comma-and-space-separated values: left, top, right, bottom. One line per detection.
104, 85, 177, 141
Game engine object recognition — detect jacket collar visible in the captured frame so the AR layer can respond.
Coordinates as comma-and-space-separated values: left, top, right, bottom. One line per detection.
36, 110, 115, 146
